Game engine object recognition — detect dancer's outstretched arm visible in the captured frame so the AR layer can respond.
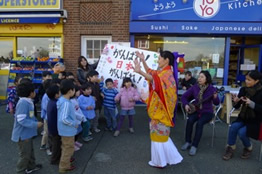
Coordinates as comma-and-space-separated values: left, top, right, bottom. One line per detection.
135, 51, 150, 73
133, 57, 153, 82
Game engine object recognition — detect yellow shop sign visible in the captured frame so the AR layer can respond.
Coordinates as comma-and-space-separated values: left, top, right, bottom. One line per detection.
0, 23, 63, 34
0, 0, 61, 10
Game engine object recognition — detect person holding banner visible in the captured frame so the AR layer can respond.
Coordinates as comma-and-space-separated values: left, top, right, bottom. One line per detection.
77, 56, 98, 85
134, 50, 183, 168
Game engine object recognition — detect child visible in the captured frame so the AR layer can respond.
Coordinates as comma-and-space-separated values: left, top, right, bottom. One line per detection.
70, 86, 87, 149
78, 84, 95, 142
40, 79, 52, 156
46, 84, 61, 165
11, 81, 43, 174
101, 78, 118, 131
114, 78, 140, 137
86, 70, 103, 133
38, 71, 52, 100
6, 75, 22, 115
57, 79, 78, 172
58, 71, 66, 80
66, 72, 75, 80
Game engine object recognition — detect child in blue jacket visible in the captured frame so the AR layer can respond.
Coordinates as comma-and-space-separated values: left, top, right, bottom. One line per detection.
57, 79, 78, 173
78, 83, 95, 142
11, 81, 43, 174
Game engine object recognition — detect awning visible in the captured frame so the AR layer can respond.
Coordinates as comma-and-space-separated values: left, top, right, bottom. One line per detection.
0, 10, 67, 24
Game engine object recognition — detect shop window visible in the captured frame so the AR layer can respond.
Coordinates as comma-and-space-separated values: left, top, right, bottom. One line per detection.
245, 37, 262, 45
0, 38, 13, 69
17, 37, 62, 58
230, 36, 243, 45
135, 35, 225, 85
81, 36, 112, 64
138, 40, 149, 49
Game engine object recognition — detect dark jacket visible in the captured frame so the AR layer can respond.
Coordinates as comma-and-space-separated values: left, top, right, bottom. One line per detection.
47, 99, 58, 136
234, 87, 262, 140
181, 84, 220, 115
77, 62, 99, 85
88, 81, 103, 110
181, 77, 196, 90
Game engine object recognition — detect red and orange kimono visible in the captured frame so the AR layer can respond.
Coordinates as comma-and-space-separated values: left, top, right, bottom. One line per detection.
146, 66, 177, 142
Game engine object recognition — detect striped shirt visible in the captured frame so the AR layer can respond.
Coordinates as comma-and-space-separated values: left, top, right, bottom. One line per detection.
101, 87, 118, 109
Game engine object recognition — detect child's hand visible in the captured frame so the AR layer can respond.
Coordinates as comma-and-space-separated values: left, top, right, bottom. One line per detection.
101, 93, 104, 98
100, 76, 104, 82
37, 122, 43, 128
86, 106, 93, 110
129, 98, 134, 102
10, 108, 14, 114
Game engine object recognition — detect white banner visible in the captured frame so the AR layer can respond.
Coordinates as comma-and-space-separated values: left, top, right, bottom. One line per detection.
96, 44, 159, 100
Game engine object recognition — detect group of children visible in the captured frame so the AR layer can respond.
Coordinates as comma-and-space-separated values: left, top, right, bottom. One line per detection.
8, 69, 141, 173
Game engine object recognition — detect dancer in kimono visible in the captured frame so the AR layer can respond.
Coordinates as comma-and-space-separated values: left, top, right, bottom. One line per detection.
134, 50, 183, 168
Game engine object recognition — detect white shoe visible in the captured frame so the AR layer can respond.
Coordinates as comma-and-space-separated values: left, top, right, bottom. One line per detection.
129, 128, 134, 133
74, 145, 80, 151
94, 128, 101, 133
114, 130, 120, 137
46, 149, 52, 156
41, 131, 45, 136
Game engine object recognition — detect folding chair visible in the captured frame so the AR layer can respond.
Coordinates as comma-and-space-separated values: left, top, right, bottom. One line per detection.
210, 103, 224, 147
209, 88, 226, 147
184, 100, 221, 148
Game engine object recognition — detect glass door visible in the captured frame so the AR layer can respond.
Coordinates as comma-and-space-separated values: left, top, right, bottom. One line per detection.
228, 46, 241, 85
0, 37, 14, 68
0, 37, 15, 99
228, 45, 261, 85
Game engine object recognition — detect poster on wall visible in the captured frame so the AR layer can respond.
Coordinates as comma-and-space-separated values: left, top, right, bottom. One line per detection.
96, 44, 159, 100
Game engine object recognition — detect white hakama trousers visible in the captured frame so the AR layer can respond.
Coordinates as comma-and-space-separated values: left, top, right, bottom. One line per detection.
149, 137, 183, 167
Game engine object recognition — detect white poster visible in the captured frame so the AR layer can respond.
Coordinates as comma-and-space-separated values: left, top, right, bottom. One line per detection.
240, 64, 256, 71
216, 68, 224, 78
96, 44, 159, 100
212, 54, 220, 64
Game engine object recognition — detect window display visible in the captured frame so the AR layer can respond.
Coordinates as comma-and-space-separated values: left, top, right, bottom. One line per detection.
0, 38, 13, 69
17, 37, 61, 59
135, 35, 225, 85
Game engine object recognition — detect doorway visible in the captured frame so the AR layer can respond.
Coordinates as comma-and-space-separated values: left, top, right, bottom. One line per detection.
228, 37, 262, 85
0, 37, 15, 99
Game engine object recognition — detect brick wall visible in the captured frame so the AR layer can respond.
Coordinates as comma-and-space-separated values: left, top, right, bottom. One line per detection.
63, 0, 130, 74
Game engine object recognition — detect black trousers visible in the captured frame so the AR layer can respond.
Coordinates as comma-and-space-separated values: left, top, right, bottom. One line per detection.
50, 134, 61, 165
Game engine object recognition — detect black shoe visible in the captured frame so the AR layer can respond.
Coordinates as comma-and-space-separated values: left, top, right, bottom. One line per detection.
25, 164, 42, 174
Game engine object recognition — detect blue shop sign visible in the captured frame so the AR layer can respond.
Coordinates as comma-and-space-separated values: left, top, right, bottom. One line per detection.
130, 21, 262, 35
0, 17, 60, 24
131, 0, 262, 22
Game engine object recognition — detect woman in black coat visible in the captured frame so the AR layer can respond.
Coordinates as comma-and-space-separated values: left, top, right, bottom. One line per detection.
223, 70, 262, 161
77, 56, 98, 85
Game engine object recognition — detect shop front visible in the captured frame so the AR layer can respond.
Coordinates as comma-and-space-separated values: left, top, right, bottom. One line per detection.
0, 0, 66, 99
130, 0, 262, 86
